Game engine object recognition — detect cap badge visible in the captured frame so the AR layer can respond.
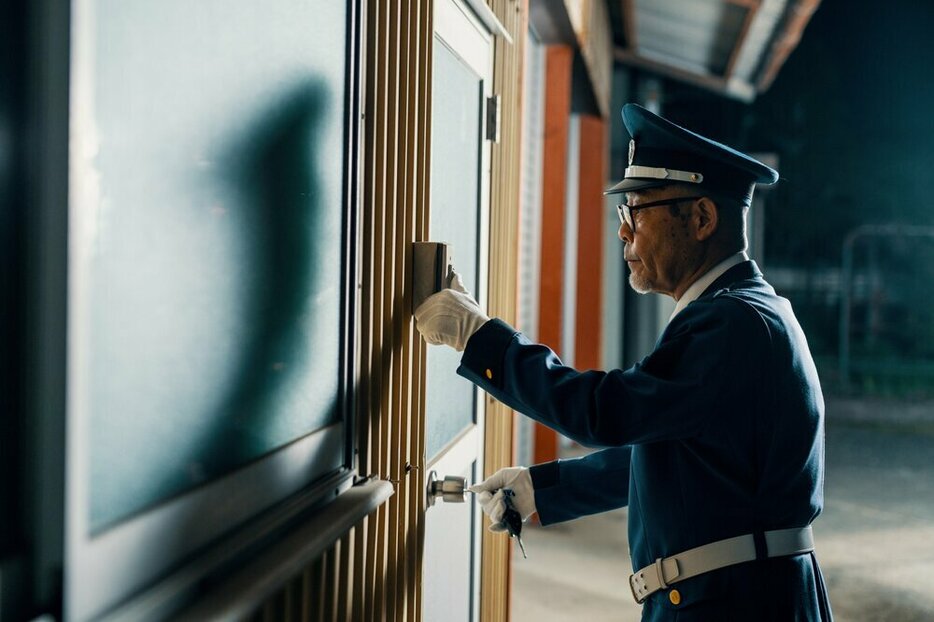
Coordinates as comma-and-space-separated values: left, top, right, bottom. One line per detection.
628, 139, 636, 166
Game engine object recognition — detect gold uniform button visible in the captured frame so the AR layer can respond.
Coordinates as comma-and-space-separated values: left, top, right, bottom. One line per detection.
669, 589, 681, 605
485, 369, 493, 380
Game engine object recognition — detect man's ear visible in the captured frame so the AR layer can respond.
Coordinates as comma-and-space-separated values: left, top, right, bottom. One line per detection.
693, 197, 719, 241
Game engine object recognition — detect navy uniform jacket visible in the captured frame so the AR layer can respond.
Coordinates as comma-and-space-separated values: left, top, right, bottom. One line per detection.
458, 261, 833, 620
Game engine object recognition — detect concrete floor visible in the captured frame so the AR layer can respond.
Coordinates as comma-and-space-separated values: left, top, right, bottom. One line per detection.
511, 398, 934, 621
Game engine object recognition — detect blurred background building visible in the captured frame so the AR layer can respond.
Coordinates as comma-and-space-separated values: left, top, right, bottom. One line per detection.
512, 2, 934, 621
2, 0, 934, 620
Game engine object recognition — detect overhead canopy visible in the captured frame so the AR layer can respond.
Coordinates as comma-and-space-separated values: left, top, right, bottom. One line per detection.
613, 0, 821, 101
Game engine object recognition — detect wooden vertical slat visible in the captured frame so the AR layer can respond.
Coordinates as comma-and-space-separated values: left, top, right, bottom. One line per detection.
356, 3, 433, 621
411, 3, 431, 620
327, 540, 339, 621
380, 1, 402, 618
394, 1, 419, 619
370, 0, 391, 617
336, 530, 352, 622
311, 556, 324, 620
480, 1, 527, 621
301, 566, 312, 622
283, 579, 294, 622
351, 518, 366, 620
387, 0, 419, 618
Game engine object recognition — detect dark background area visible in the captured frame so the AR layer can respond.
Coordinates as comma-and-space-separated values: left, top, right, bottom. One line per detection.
0, 0, 25, 558
663, 0, 934, 264
658, 0, 934, 394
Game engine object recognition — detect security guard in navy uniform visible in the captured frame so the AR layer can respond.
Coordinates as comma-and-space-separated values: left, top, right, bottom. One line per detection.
415, 103, 833, 620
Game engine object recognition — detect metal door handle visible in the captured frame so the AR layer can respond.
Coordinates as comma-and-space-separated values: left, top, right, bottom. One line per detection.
426, 471, 467, 506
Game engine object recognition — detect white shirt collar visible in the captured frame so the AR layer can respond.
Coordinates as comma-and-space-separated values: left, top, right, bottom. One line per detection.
669, 252, 748, 322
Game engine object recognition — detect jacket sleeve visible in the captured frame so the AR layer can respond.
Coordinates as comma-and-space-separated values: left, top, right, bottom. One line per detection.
457, 298, 759, 447
529, 446, 632, 525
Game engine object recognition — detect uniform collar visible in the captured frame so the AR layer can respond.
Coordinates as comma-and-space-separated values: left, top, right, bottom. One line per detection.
669, 252, 748, 322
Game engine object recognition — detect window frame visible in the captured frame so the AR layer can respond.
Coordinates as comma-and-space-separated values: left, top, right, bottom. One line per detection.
23, 1, 365, 619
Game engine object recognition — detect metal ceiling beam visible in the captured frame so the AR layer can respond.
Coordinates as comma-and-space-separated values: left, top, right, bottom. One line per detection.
756, 0, 821, 91
615, 0, 760, 100
614, 46, 757, 101
621, 0, 637, 50
723, 0, 762, 80
614, 0, 819, 101
529, 0, 577, 44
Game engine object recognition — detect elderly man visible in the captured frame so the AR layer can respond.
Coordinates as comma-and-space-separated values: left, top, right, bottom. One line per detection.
415, 104, 832, 620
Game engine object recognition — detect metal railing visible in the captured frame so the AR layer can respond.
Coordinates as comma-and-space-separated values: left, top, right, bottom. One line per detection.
838, 224, 934, 390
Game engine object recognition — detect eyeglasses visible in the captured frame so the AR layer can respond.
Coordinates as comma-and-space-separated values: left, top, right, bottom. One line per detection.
616, 196, 703, 232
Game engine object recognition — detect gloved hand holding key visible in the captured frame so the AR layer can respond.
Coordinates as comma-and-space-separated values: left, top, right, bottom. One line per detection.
469, 467, 536, 531
470, 467, 536, 558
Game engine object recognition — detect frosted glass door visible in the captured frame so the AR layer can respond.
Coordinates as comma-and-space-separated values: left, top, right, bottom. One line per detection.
425, 40, 483, 460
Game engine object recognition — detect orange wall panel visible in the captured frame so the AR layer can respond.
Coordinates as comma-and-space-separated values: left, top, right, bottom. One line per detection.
534, 45, 573, 466
574, 114, 606, 371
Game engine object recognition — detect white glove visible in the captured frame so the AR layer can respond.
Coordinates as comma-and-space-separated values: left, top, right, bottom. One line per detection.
414, 272, 489, 352
468, 467, 536, 532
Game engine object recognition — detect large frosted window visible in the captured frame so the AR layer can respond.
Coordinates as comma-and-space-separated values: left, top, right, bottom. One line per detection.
71, 0, 348, 532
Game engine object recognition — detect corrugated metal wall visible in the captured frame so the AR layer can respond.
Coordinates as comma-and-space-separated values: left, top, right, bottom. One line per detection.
250, 1, 525, 619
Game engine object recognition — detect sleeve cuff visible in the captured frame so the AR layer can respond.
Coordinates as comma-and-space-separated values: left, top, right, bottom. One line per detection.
528, 461, 561, 526
457, 318, 519, 390
529, 460, 559, 490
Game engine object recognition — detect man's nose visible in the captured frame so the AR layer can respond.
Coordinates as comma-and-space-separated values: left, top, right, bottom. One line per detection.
618, 221, 633, 243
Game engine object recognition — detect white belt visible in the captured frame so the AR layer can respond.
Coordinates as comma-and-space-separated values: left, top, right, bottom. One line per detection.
628, 526, 814, 604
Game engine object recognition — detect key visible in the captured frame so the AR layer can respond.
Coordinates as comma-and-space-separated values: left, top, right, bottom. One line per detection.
501, 489, 527, 559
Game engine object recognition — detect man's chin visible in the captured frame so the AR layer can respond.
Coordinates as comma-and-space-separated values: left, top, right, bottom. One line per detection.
628, 273, 653, 294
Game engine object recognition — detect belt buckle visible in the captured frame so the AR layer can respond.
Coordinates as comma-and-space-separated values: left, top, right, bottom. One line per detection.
628, 571, 648, 604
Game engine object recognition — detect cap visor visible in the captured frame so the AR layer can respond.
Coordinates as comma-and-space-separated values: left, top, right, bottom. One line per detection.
603, 177, 671, 196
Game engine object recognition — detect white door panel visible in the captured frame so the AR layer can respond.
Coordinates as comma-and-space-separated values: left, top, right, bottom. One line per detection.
423, 0, 493, 619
